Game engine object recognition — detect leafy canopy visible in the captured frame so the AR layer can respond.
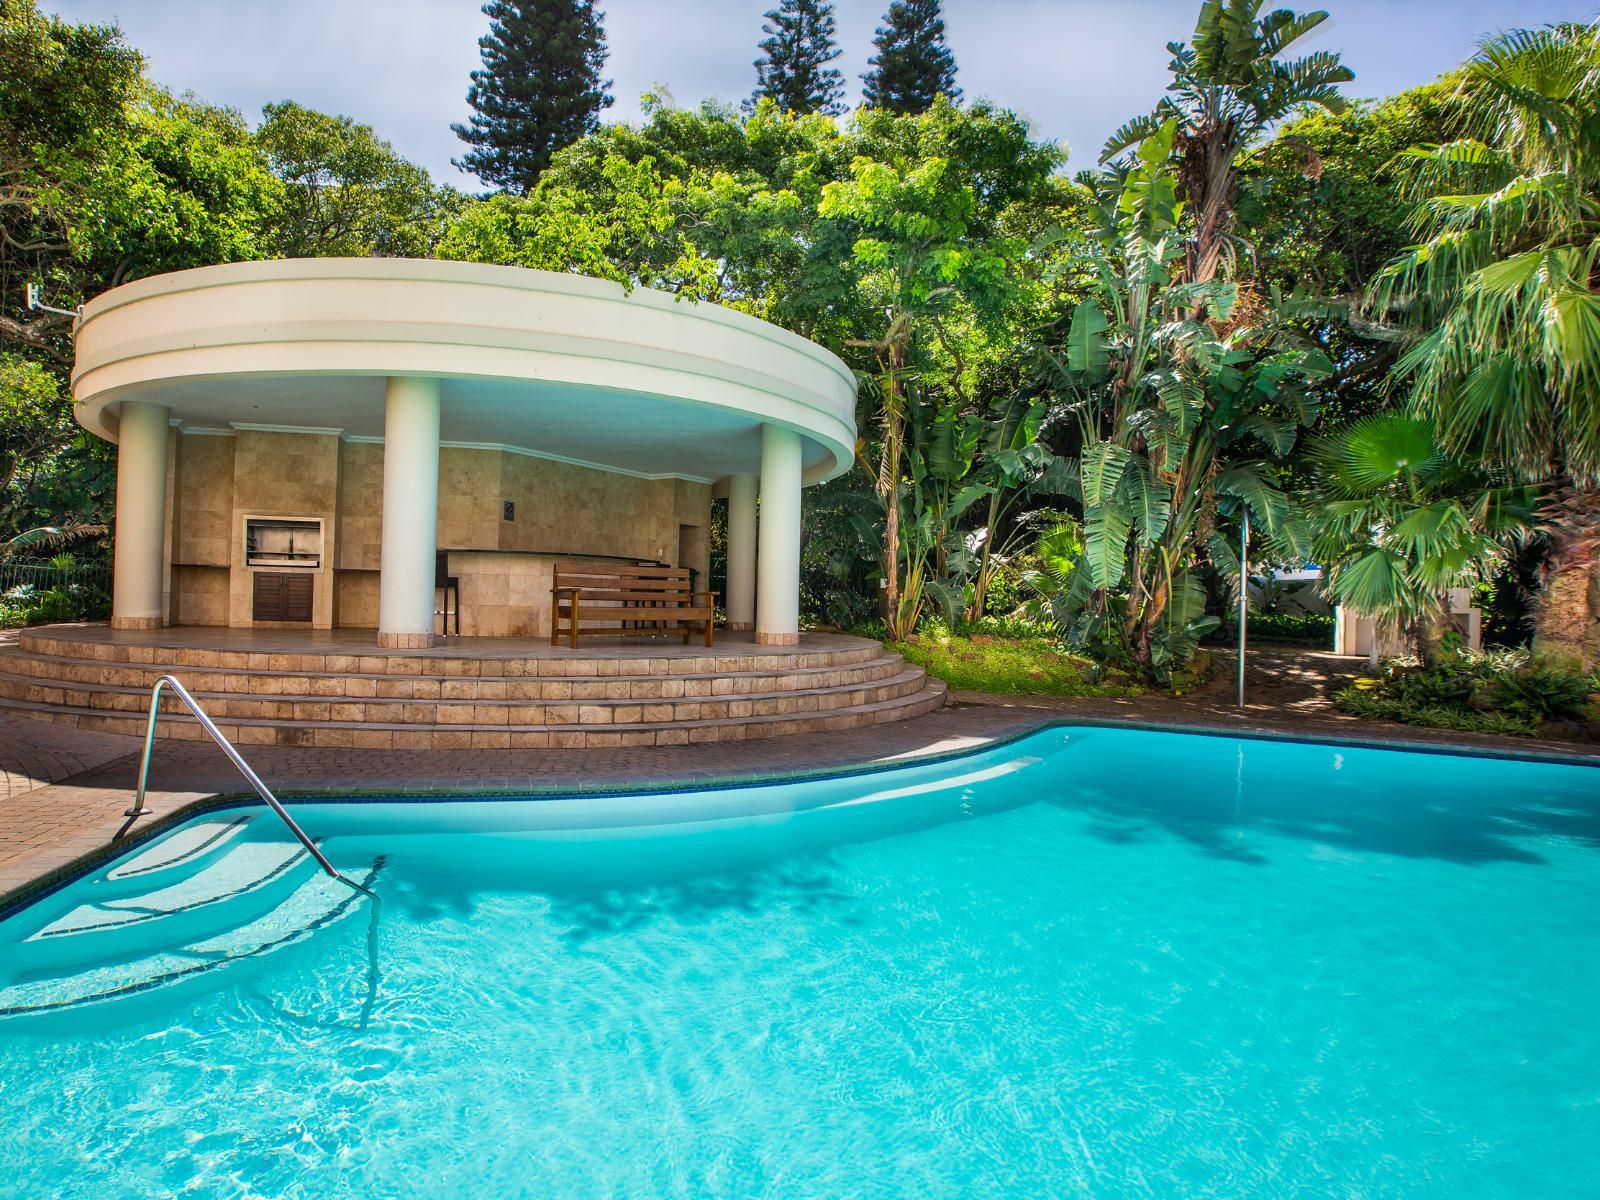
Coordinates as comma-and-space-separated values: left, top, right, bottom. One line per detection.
258, 101, 456, 258
1372, 23, 1600, 488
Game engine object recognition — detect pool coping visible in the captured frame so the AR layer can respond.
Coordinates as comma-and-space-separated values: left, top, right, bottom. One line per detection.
4, 712, 1595, 923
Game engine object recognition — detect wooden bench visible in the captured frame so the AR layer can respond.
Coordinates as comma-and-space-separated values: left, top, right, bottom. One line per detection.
551, 563, 716, 648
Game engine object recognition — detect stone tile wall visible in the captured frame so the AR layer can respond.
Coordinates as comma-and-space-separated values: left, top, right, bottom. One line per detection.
227, 430, 341, 628
167, 433, 713, 633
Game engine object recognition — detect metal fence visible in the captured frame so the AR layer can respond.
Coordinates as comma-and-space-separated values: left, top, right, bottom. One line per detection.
0, 559, 112, 598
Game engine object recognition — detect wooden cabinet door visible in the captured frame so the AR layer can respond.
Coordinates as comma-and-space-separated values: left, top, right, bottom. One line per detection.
253, 572, 313, 622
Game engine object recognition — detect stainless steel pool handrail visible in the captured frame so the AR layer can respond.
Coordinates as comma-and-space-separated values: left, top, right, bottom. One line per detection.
127, 674, 349, 885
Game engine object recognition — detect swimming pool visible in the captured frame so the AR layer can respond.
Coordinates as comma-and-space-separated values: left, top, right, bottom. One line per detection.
1, 726, 1596, 1198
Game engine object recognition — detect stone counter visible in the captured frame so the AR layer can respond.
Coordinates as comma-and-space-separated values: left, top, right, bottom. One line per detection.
445, 552, 650, 639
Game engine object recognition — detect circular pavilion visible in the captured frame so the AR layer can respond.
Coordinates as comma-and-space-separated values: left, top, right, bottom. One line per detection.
72, 258, 858, 650
0, 259, 946, 748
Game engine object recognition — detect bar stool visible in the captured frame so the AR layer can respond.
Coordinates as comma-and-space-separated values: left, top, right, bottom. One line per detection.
435, 550, 460, 637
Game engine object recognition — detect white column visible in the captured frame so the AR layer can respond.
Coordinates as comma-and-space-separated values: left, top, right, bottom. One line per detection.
755, 424, 802, 646
377, 376, 441, 649
725, 473, 757, 632
111, 400, 170, 630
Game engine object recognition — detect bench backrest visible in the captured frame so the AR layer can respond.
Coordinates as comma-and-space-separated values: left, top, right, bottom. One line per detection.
553, 562, 693, 603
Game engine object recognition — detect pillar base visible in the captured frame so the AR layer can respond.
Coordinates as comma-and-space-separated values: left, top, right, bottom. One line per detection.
111, 616, 163, 631
755, 631, 799, 646
727, 622, 754, 632
377, 630, 434, 650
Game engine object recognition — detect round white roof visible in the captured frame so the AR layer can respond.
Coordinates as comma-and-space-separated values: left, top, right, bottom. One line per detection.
72, 258, 859, 485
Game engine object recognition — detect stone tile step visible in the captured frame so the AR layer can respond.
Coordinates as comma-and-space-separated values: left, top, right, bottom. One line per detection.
0, 645, 907, 700
0, 664, 927, 724
0, 681, 947, 750
16, 630, 883, 678
0, 672, 930, 729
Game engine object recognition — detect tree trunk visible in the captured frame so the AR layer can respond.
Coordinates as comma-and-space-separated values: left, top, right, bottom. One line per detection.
883, 440, 902, 634
1412, 600, 1451, 669
881, 350, 907, 639
1128, 563, 1169, 678
1533, 485, 1600, 670
1534, 560, 1599, 670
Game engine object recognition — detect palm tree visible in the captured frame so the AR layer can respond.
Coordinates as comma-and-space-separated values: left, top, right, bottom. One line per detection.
1370, 23, 1600, 666
1309, 413, 1536, 664
1101, 0, 1354, 286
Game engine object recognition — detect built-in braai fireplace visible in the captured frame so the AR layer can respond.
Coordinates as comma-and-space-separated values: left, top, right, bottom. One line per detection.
246, 517, 323, 622
245, 517, 323, 569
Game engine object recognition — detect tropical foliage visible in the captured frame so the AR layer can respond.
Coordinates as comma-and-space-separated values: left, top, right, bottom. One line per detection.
1308, 413, 1535, 663
1337, 648, 1597, 736
1371, 22, 1600, 666
3, 0, 1597, 708
1039, 1, 1349, 681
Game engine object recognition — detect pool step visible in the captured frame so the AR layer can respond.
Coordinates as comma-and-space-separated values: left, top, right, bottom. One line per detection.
0, 858, 380, 1019
17, 839, 317, 973
0, 642, 899, 698
106, 814, 255, 884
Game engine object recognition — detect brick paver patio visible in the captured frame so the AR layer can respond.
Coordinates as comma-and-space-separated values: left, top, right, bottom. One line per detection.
0, 709, 140, 803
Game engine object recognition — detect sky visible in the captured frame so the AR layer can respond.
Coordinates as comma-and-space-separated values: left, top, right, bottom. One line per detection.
45, 0, 1600, 187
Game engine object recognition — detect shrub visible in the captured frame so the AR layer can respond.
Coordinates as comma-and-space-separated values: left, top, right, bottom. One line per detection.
1213, 612, 1334, 646
1335, 648, 1598, 738
0, 579, 111, 627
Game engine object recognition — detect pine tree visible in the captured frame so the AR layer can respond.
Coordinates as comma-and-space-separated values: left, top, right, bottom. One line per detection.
861, 0, 960, 115
748, 0, 846, 117
451, 0, 613, 192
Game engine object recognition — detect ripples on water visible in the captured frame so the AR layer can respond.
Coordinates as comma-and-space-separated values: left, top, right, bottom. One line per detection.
1, 727, 1597, 1199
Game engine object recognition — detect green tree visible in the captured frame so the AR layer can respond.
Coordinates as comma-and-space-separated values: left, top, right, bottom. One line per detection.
1242, 82, 1460, 437
0, 353, 76, 535
1308, 413, 1535, 664
861, 0, 960, 116
451, 0, 613, 192
818, 99, 1059, 636
1032, 0, 1354, 680
258, 100, 457, 258
437, 152, 719, 293
83, 89, 279, 283
0, 0, 141, 359
1, 4, 280, 543
748, 0, 845, 117
1370, 23, 1600, 667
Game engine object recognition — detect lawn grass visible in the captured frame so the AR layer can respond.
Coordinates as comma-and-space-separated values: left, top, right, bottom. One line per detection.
890, 633, 1144, 698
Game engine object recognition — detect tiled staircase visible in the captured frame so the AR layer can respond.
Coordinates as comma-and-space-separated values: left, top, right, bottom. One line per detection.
0, 627, 946, 749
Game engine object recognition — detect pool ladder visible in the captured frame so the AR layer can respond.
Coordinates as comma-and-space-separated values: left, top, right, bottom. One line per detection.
124, 675, 373, 896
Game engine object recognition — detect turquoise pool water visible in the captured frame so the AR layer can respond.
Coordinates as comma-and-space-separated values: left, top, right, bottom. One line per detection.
1, 726, 1596, 1198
